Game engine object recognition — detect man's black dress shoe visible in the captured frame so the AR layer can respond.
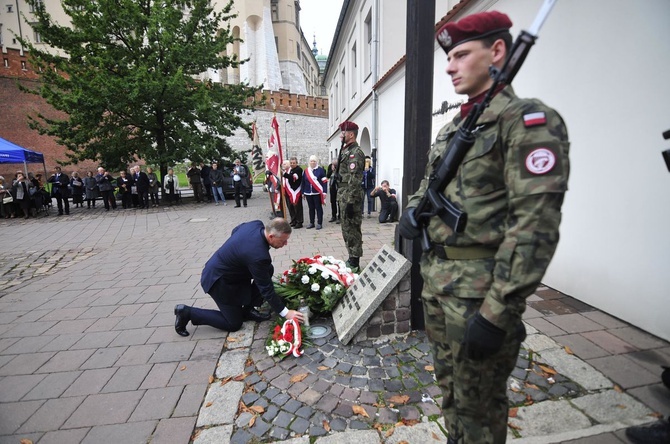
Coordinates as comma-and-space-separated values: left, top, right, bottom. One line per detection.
625, 419, 670, 444
244, 308, 271, 322
626, 419, 670, 444
174, 304, 190, 337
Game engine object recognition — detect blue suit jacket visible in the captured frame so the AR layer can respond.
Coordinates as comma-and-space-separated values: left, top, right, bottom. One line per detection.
200, 220, 285, 313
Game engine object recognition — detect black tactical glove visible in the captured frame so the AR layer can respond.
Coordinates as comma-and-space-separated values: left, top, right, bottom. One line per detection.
462, 313, 507, 361
345, 203, 354, 218
398, 208, 421, 240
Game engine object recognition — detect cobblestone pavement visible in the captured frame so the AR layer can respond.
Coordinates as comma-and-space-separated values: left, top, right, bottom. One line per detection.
0, 189, 668, 444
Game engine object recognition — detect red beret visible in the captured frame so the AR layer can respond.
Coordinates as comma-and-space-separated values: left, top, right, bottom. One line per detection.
339, 121, 358, 132
436, 11, 512, 55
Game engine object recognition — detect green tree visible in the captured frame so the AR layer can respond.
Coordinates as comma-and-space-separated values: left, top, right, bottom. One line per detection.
20, 0, 261, 179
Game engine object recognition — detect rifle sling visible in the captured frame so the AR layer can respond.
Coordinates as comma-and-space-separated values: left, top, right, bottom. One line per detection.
431, 243, 497, 260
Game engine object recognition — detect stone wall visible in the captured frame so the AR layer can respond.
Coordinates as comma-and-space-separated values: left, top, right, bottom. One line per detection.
351, 273, 412, 343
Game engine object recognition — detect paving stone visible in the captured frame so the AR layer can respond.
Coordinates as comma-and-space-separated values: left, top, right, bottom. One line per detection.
289, 416, 310, 434
17, 396, 85, 433
0, 352, 55, 376
151, 417, 197, 444
508, 399, 591, 438
228, 427, 253, 444
62, 368, 117, 397
36, 349, 96, 373
64, 391, 145, 428
273, 410, 294, 428
23, 371, 82, 400
80, 421, 157, 444
0, 400, 44, 435
284, 398, 303, 413
272, 392, 290, 406
196, 381, 244, 427
268, 426, 290, 440
295, 405, 314, 419
215, 348, 247, 379
149, 342, 196, 363
0, 374, 45, 402
101, 364, 152, 392
38, 428, 90, 444
297, 388, 322, 405
262, 404, 280, 422
129, 386, 183, 421
249, 419, 271, 437
173, 383, 208, 417
572, 389, 654, 424
115, 344, 159, 366
168, 360, 216, 386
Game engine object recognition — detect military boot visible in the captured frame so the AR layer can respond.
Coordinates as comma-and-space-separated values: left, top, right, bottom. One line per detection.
346, 257, 360, 269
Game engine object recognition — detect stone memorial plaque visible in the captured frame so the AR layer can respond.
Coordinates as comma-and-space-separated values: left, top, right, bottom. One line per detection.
333, 244, 411, 344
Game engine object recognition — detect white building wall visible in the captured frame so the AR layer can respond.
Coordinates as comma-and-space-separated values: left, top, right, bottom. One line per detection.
328, 0, 670, 341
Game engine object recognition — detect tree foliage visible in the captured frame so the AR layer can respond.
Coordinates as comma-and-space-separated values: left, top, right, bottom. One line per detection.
20, 0, 261, 174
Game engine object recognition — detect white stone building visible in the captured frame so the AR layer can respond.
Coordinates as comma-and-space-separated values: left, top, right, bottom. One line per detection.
324, 0, 670, 341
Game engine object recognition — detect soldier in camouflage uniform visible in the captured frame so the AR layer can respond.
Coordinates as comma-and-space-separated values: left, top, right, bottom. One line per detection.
336, 121, 366, 268
399, 12, 570, 444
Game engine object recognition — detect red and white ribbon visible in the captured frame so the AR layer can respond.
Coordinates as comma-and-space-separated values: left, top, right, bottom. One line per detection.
305, 168, 326, 205
281, 319, 303, 357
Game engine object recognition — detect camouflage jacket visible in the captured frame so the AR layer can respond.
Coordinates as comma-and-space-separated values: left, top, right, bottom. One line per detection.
336, 142, 366, 203
407, 86, 570, 329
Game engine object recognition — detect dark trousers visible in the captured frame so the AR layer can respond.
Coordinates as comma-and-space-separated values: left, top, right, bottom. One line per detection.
138, 190, 149, 208
234, 180, 247, 206
188, 278, 262, 332
305, 194, 324, 225
149, 192, 159, 205
203, 182, 212, 201
54, 193, 69, 214
379, 201, 399, 223
100, 190, 116, 210
287, 198, 303, 225
121, 192, 132, 209
330, 188, 339, 220
191, 183, 202, 202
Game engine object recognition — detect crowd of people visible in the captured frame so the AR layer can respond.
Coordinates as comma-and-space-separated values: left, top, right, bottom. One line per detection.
0, 159, 261, 220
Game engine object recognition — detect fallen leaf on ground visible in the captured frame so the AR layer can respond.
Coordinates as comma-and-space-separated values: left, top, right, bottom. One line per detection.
323, 420, 331, 431
508, 422, 523, 430
19, 440, 33, 444
290, 373, 308, 383
385, 428, 395, 438
399, 418, 420, 426
227, 337, 238, 342
205, 402, 213, 408
388, 394, 410, 405
398, 441, 409, 444
352, 405, 369, 418
509, 407, 518, 418
615, 404, 627, 409
317, 366, 329, 371
220, 376, 232, 386
538, 364, 557, 375
432, 432, 441, 440
524, 382, 539, 390
614, 384, 624, 393
249, 405, 265, 414
425, 365, 434, 372
233, 372, 250, 381
564, 345, 574, 355
208, 375, 215, 384
180, 365, 187, 371
249, 416, 256, 427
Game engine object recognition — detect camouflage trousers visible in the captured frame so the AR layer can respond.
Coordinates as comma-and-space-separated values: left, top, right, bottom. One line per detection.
338, 198, 363, 258
421, 261, 522, 443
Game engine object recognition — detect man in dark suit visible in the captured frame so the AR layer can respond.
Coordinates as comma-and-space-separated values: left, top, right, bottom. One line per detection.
133, 165, 150, 209
174, 218, 304, 335
47, 166, 70, 215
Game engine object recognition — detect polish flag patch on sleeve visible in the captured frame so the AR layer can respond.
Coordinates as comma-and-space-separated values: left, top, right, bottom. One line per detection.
523, 112, 547, 127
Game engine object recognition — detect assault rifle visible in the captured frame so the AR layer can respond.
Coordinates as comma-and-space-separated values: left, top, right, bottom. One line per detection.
413, 0, 559, 252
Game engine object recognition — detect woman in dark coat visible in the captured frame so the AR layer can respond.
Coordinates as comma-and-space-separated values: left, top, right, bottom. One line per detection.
84, 171, 99, 208
70, 171, 85, 208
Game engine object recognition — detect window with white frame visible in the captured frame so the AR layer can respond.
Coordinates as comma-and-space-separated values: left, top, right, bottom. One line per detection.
29, 0, 43, 12
364, 10, 372, 77
340, 67, 346, 112
351, 42, 357, 98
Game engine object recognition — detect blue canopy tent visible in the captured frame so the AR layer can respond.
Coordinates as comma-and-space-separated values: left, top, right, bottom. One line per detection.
0, 137, 48, 179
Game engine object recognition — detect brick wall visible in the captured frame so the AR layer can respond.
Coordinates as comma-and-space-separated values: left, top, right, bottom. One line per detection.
253, 89, 328, 118
351, 273, 413, 343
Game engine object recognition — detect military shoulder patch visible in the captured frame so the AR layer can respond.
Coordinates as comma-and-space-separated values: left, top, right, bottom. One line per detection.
525, 148, 556, 175
523, 112, 547, 127
349, 162, 356, 170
